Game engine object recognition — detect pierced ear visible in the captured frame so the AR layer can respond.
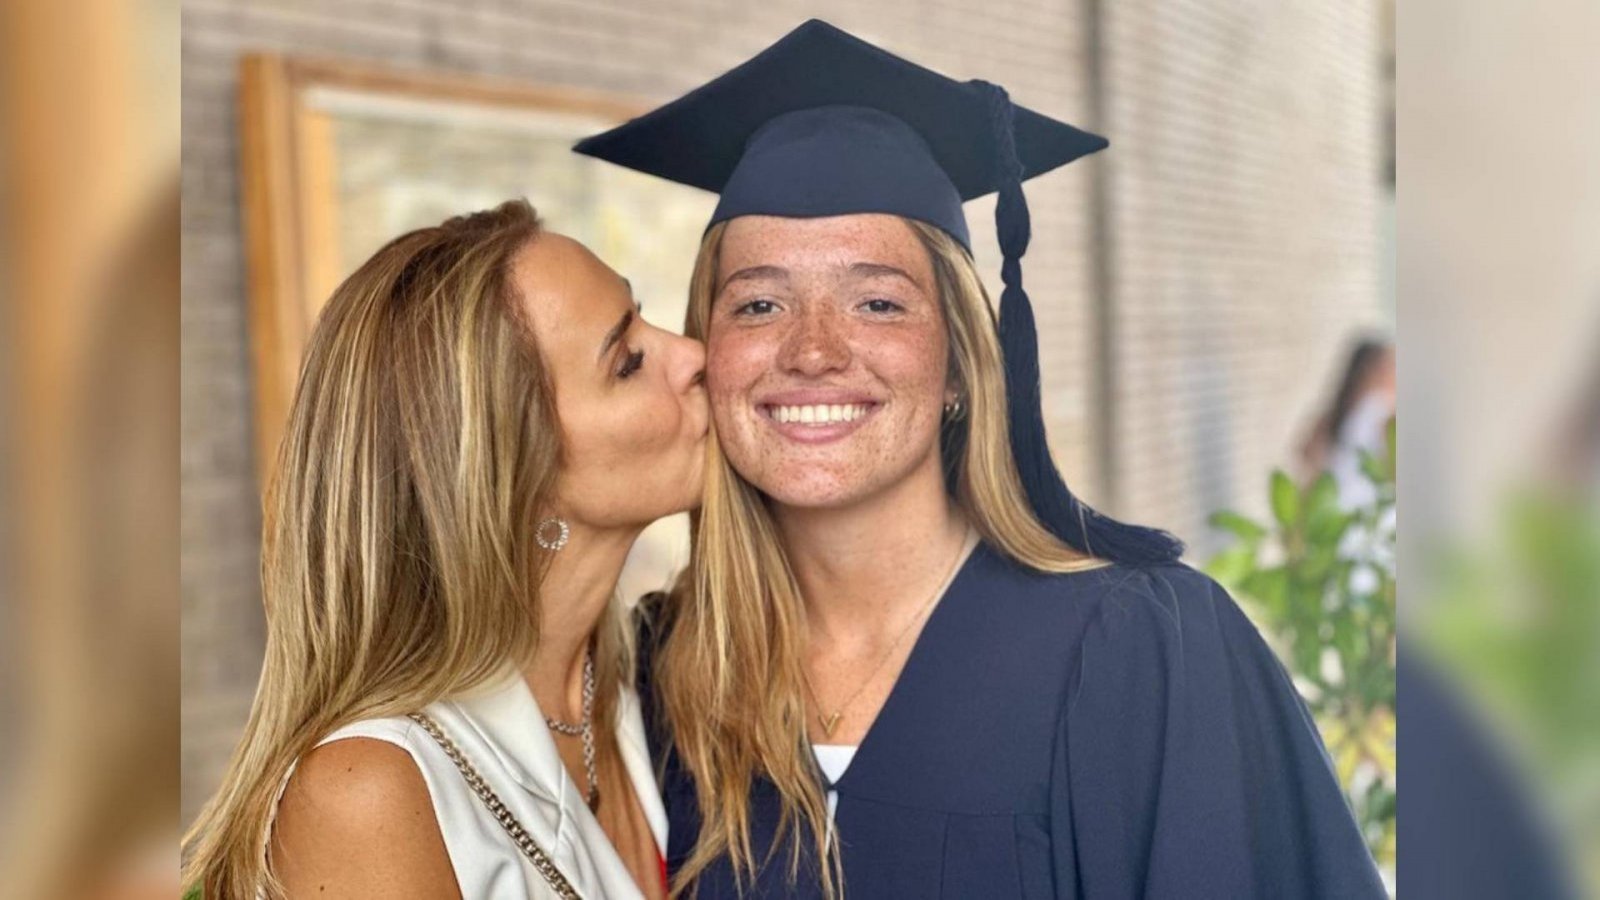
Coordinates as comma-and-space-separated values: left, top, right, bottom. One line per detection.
942, 388, 967, 421
943, 377, 966, 406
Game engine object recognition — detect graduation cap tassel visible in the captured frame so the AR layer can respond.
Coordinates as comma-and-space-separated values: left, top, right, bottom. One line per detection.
971, 80, 1183, 566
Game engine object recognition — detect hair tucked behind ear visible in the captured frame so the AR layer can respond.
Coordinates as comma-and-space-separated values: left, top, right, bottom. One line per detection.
181, 199, 634, 899
656, 217, 1111, 898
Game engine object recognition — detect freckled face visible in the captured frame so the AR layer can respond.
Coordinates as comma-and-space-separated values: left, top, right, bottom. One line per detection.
705, 214, 950, 509
515, 233, 709, 529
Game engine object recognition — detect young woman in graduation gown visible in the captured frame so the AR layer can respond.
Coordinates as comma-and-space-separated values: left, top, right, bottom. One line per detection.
579, 20, 1388, 899
181, 201, 703, 899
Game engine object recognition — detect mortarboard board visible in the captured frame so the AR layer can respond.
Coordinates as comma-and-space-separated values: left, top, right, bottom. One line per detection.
575, 19, 1181, 565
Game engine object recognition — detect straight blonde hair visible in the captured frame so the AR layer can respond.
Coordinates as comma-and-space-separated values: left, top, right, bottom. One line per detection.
181, 200, 633, 898
655, 217, 1104, 897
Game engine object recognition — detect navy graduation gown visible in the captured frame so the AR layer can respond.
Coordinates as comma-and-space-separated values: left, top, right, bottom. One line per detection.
650, 542, 1386, 898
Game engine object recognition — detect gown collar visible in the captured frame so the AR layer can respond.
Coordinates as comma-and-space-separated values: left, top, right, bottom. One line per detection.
829, 534, 988, 796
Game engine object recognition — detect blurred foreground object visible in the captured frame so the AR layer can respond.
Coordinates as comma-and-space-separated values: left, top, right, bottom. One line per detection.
1399, 0, 1600, 890
1420, 473, 1600, 894
0, 0, 179, 897
1401, 648, 1582, 899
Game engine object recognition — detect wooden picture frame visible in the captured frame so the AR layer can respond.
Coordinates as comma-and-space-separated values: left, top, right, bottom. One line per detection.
235, 55, 650, 486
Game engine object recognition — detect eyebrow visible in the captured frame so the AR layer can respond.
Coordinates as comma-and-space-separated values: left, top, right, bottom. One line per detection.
598, 307, 640, 368
598, 308, 634, 362
717, 262, 924, 296
596, 280, 644, 363
717, 265, 789, 294
848, 262, 923, 288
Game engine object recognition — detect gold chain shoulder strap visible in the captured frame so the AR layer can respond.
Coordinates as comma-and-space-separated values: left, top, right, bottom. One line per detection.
407, 712, 583, 899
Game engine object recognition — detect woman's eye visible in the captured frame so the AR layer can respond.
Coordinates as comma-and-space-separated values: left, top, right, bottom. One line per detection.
732, 298, 779, 317
617, 348, 645, 379
861, 298, 903, 314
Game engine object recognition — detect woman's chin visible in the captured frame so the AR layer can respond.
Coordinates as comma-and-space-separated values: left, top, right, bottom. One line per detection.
756, 473, 874, 511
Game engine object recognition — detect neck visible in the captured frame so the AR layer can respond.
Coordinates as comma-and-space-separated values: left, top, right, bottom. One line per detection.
774, 460, 969, 645
523, 520, 641, 722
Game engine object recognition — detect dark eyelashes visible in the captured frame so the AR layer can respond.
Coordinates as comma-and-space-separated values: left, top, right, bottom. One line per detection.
617, 348, 645, 379
729, 297, 905, 316
731, 298, 779, 316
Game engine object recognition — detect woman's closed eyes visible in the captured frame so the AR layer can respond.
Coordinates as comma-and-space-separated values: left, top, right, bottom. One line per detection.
617, 347, 645, 379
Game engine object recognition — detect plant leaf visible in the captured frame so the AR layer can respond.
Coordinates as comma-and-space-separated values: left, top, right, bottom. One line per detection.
1270, 470, 1301, 529
1205, 545, 1257, 586
1358, 449, 1387, 485
1209, 509, 1268, 542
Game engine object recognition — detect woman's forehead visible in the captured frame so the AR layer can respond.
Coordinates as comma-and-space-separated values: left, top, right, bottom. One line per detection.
514, 234, 631, 344
718, 214, 931, 278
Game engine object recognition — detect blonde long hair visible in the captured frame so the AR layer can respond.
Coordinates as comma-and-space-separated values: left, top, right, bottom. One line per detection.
656, 218, 1103, 896
181, 200, 632, 898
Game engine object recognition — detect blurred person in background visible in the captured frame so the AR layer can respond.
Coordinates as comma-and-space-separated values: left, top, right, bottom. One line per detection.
180, 199, 706, 899
1299, 336, 1397, 509
1551, 323, 1600, 491
580, 20, 1387, 898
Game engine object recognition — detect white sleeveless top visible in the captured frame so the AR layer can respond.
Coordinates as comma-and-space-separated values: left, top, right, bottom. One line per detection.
279, 671, 667, 899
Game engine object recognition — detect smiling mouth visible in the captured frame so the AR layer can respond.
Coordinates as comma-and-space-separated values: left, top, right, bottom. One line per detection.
760, 402, 877, 425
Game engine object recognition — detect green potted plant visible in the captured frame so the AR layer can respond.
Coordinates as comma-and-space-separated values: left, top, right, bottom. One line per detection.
1205, 421, 1397, 869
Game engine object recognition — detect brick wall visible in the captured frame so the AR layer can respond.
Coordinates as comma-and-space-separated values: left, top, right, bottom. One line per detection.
181, 0, 1385, 823
1100, 0, 1387, 549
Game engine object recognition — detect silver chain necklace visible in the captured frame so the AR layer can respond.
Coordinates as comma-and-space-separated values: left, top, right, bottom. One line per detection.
543, 648, 599, 811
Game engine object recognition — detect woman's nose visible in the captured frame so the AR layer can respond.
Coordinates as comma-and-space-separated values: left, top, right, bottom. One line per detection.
777, 307, 850, 376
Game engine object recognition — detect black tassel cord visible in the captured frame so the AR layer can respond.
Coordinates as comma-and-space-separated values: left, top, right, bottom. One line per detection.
968, 79, 1183, 566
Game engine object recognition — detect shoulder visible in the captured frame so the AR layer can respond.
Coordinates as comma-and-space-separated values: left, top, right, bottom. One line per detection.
272, 731, 460, 898
1080, 560, 1237, 638
1036, 560, 1264, 694
1061, 561, 1296, 713
949, 550, 1234, 699
283, 730, 431, 814
983, 546, 1232, 640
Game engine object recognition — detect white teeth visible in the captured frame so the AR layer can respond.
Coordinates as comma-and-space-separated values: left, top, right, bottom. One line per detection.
769, 403, 871, 425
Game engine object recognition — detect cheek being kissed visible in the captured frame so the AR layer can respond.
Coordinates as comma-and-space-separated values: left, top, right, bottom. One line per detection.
704, 215, 952, 510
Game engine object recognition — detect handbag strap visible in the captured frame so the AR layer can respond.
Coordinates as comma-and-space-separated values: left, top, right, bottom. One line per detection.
407, 712, 583, 899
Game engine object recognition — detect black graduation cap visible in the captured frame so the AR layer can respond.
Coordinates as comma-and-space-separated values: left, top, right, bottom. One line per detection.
576, 19, 1181, 564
